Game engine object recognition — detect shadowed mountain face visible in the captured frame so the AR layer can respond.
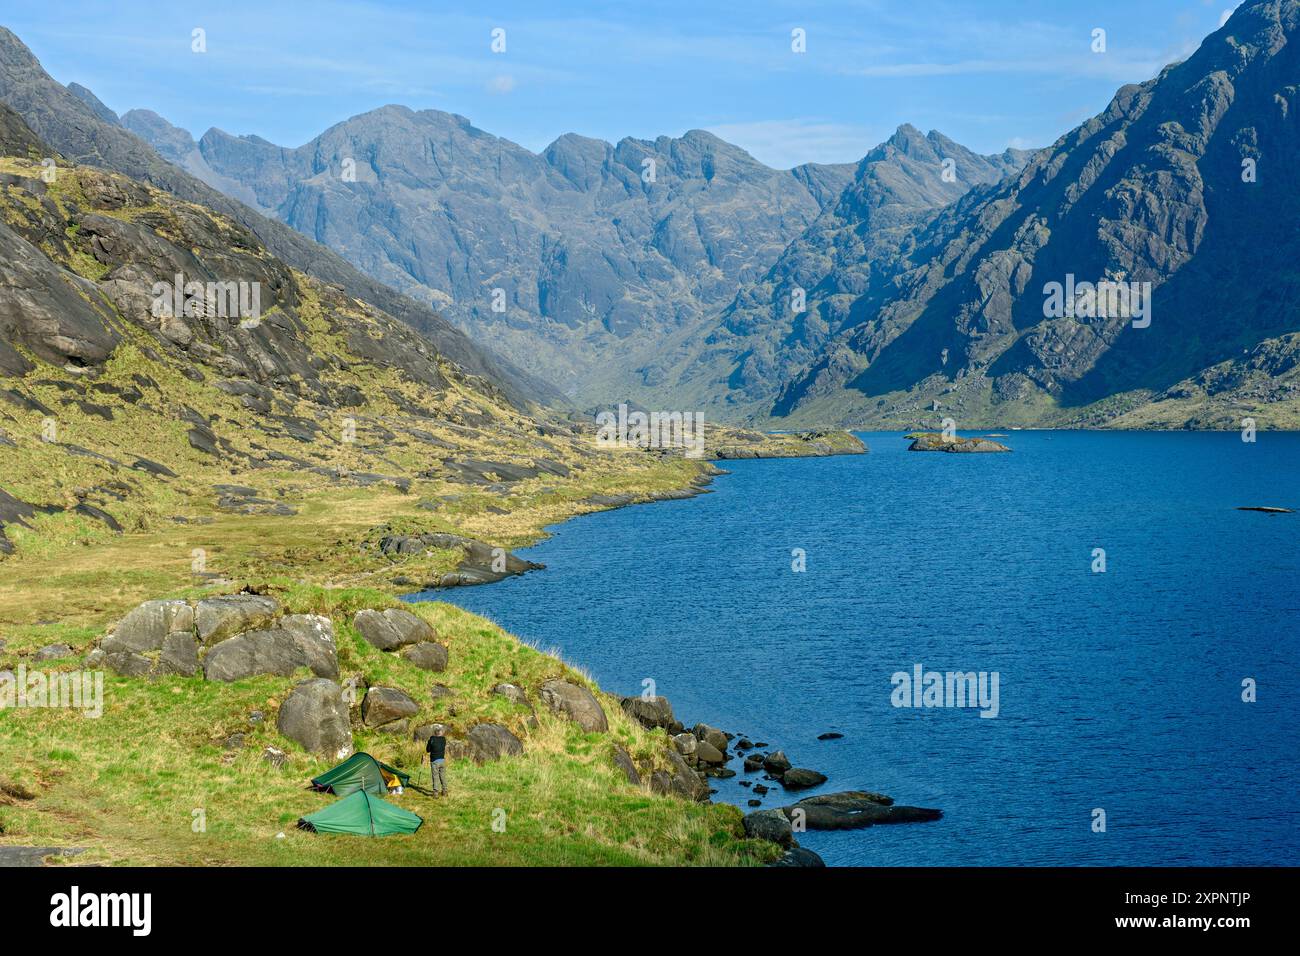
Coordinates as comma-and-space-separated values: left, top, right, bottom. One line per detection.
764, 0, 1300, 428
0, 26, 559, 409
657, 126, 1031, 413
149, 106, 858, 401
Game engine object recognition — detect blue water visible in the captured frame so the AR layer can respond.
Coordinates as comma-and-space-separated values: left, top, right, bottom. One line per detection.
406, 432, 1300, 866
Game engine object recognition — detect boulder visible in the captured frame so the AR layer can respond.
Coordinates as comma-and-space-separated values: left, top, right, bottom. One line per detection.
671, 733, 698, 757
695, 740, 726, 765
782, 768, 828, 790
353, 608, 435, 651
103, 599, 193, 653
201, 629, 308, 682
361, 686, 419, 727
743, 809, 794, 847
619, 694, 678, 731
401, 641, 448, 672
103, 650, 152, 677
692, 723, 729, 754
279, 614, 339, 680
33, 643, 72, 662
276, 679, 352, 756
429, 684, 455, 701
781, 791, 941, 830
663, 748, 708, 801
195, 594, 278, 645
539, 678, 608, 732
611, 745, 640, 786
770, 846, 826, 867
743, 754, 764, 772
157, 632, 198, 676
465, 723, 524, 763
762, 751, 792, 774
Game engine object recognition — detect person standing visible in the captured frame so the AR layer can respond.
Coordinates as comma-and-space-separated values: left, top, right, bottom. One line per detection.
425, 724, 447, 797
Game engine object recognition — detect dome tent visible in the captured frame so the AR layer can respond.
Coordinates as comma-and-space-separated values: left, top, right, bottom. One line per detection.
310, 751, 411, 796
297, 790, 423, 836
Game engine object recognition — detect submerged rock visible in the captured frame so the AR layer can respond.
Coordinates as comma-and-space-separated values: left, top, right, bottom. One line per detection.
781, 791, 941, 830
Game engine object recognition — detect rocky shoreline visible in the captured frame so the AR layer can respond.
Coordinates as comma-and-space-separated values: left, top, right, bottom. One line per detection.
616, 692, 942, 866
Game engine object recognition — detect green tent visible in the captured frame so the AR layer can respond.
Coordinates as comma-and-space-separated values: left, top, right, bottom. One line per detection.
297, 790, 423, 836
310, 752, 411, 796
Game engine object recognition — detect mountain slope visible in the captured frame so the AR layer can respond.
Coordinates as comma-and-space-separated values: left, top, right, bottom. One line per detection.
766, 0, 1300, 429
648, 126, 1031, 414
0, 26, 559, 409
163, 106, 855, 402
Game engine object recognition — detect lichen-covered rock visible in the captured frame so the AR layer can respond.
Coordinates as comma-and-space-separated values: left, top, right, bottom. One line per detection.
195, 594, 279, 645
401, 641, 448, 672
276, 678, 352, 757
103, 599, 193, 654
361, 686, 419, 727
352, 608, 434, 651
539, 678, 608, 732
201, 628, 308, 682
157, 632, 199, 676
743, 809, 793, 847
279, 614, 339, 680
619, 694, 680, 732
465, 723, 524, 763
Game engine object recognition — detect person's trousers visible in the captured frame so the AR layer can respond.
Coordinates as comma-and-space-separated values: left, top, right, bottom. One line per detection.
430, 759, 446, 794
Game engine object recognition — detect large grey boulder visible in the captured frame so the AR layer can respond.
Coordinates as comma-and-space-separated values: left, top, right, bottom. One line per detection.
157, 632, 199, 676
762, 751, 792, 775
103, 650, 152, 677
277, 679, 352, 757
539, 678, 608, 732
695, 739, 726, 766
619, 694, 680, 732
692, 723, 729, 754
465, 723, 524, 763
401, 641, 448, 672
663, 748, 708, 801
770, 846, 826, 867
743, 809, 794, 847
201, 629, 307, 682
103, 599, 193, 653
353, 608, 435, 651
782, 768, 828, 790
279, 614, 340, 680
361, 686, 419, 727
195, 594, 279, 645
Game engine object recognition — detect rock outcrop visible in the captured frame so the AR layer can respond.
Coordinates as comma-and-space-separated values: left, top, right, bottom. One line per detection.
96, 595, 340, 683
276, 678, 352, 756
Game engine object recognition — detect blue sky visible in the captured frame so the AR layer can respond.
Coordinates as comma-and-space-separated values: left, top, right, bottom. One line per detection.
4, 0, 1241, 167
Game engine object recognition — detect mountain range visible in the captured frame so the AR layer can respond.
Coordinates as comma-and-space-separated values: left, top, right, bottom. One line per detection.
4, 0, 1300, 430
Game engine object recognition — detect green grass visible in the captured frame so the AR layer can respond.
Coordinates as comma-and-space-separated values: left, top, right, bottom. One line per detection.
0, 589, 776, 867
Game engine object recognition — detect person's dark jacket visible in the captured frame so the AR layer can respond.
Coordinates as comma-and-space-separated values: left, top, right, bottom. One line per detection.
425, 735, 446, 761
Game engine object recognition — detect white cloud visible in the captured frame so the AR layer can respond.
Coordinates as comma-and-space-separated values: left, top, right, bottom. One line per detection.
486, 74, 517, 95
